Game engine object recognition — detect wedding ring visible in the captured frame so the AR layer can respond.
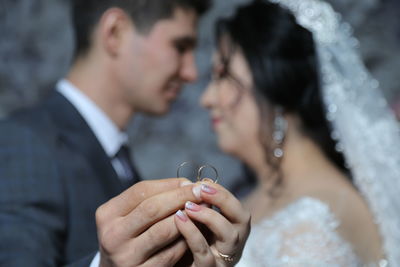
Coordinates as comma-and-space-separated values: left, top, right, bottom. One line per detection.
177, 162, 220, 184
197, 164, 219, 183
177, 161, 196, 180
218, 251, 236, 262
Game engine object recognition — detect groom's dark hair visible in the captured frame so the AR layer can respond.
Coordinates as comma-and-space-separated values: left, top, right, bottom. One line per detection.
72, 0, 211, 59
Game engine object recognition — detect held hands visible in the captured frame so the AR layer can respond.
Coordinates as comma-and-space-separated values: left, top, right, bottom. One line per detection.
95, 178, 250, 267
96, 178, 197, 266
175, 181, 251, 267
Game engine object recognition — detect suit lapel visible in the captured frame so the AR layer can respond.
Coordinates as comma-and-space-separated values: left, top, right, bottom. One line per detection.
44, 91, 125, 197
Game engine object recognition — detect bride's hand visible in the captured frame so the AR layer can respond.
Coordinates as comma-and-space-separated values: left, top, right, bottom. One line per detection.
174, 181, 251, 266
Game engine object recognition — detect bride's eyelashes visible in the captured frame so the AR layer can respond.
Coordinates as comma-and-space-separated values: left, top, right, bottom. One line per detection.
212, 66, 228, 81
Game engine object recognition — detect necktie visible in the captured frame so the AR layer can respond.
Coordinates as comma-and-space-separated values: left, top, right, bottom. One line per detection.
113, 145, 140, 188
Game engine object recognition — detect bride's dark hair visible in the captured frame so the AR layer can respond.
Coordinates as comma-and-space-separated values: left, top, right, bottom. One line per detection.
216, 0, 350, 190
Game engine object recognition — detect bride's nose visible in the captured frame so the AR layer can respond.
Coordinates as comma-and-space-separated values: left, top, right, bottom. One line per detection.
200, 82, 217, 109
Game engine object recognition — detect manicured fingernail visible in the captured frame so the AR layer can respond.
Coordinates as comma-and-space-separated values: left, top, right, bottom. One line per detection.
185, 201, 201, 212
201, 184, 217, 194
175, 210, 188, 222
180, 180, 193, 187
192, 184, 202, 199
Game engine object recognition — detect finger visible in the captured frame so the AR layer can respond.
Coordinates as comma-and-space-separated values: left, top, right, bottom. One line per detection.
97, 178, 192, 221
108, 215, 181, 266
184, 201, 236, 245
124, 183, 202, 236
133, 214, 181, 262
140, 238, 188, 267
194, 181, 251, 224
175, 210, 216, 267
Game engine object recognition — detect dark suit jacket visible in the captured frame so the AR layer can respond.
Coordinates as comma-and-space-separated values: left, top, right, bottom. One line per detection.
0, 91, 136, 266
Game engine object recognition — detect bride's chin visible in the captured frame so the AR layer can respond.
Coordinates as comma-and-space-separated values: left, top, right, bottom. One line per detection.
218, 139, 243, 158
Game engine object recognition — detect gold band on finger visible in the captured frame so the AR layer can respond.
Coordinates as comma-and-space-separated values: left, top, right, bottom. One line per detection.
197, 164, 219, 184
218, 252, 236, 263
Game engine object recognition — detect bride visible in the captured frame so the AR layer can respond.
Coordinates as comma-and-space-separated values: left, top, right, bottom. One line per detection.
197, 0, 400, 265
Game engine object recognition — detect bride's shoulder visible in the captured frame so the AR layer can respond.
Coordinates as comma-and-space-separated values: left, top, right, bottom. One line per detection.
291, 171, 364, 219
301, 177, 370, 227
299, 176, 371, 232
298, 178, 383, 262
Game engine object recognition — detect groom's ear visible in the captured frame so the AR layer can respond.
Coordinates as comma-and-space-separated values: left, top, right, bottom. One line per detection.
96, 7, 137, 58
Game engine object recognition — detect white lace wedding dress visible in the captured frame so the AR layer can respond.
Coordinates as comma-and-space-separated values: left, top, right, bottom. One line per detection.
237, 197, 362, 266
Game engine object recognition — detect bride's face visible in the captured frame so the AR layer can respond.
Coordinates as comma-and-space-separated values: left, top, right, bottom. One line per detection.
201, 49, 262, 159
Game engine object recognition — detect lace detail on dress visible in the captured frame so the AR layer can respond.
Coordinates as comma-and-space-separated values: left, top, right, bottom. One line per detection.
237, 197, 362, 266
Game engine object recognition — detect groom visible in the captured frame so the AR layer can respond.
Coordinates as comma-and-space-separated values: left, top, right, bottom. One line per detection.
0, 0, 210, 266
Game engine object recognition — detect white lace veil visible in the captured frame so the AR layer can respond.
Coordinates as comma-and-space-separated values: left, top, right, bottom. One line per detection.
268, 0, 400, 265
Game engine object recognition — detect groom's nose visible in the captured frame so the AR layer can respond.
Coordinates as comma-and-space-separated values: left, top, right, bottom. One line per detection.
180, 52, 198, 83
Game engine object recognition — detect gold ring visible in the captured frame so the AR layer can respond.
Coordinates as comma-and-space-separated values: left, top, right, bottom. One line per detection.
218, 252, 235, 262
197, 164, 219, 183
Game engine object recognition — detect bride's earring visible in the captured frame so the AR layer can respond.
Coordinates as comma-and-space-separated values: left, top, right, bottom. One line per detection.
272, 108, 287, 159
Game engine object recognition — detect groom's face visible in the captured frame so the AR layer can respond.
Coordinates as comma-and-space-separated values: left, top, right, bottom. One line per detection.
117, 7, 199, 115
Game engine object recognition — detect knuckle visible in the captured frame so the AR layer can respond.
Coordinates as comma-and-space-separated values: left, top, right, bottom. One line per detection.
95, 203, 108, 226
145, 225, 157, 242
132, 181, 149, 198
230, 229, 241, 246
99, 230, 115, 254
176, 187, 190, 202
138, 200, 160, 220
193, 243, 209, 257
99, 222, 123, 253
152, 223, 174, 242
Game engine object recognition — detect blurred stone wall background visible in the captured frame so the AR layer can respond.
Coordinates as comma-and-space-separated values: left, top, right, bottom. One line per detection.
0, 0, 399, 194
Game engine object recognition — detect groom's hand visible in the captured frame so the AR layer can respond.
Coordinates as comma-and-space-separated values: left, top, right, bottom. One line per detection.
95, 178, 199, 267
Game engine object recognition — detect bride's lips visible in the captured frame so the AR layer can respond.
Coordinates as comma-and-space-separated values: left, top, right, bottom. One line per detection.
211, 117, 222, 128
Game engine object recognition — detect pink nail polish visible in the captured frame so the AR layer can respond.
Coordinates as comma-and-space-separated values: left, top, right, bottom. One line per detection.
192, 185, 202, 200
201, 184, 217, 194
185, 201, 201, 212
175, 210, 188, 222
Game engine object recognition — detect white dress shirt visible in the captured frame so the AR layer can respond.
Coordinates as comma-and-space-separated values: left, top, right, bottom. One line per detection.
56, 79, 127, 267
57, 79, 130, 180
